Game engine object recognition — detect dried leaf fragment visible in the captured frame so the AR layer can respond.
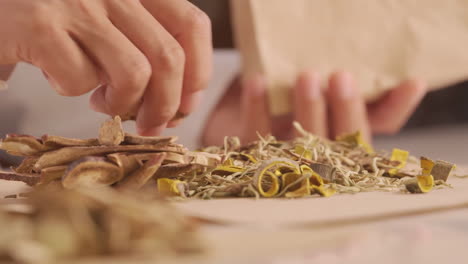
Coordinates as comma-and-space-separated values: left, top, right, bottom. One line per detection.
420, 156, 435, 176
62, 157, 123, 189
98, 116, 124, 146
388, 149, 409, 175
157, 178, 189, 197
281, 172, 310, 198
336, 131, 374, 153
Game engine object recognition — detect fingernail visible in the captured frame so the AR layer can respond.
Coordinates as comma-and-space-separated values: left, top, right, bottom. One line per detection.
89, 88, 108, 114
334, 72, 354, 99
137, 123, 167, 136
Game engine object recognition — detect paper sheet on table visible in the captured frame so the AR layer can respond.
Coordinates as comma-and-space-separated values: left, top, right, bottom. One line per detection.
231, 0, 468, 115
175, 167, 468, 228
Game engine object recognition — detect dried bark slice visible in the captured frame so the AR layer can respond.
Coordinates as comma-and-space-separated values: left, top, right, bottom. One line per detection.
14, 157, 39, 174
431, 160, 455, 182
131, 152, 187, 164
98, 116, 124, 146
124, 133, 177, 145
116, 153, 166, 191
34, 144, 187, 171
309, 163, 335, 182
42, 135, 100, 147
0, 135, 51, 156
0, 171, 40, 186
62, 157, 124, 189
38, 166, 68, 185
107, 153, 142, 175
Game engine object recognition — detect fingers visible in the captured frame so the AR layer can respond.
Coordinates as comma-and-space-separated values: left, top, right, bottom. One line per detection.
32, 29, 100, 97
327, 71, 371, 141
240, 75, 271, 143
368, 80, 426, 134
102, 1, 186, 135
77, 18, 151, 118
294, 71, 328, 137
141, 0, 213, 119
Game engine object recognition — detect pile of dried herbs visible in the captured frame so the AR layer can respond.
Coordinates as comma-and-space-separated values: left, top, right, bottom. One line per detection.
0, 187, 203, 263
0, 117, 456, 199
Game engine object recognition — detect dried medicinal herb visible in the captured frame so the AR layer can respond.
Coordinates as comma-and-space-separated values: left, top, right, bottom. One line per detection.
98, 116, 125, 146
0, 187, 203, 263
0, 119, 457, 199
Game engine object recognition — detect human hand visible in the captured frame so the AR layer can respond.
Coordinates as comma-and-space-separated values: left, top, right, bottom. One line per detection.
202, 71, 426, 146
0, 0, 212, 135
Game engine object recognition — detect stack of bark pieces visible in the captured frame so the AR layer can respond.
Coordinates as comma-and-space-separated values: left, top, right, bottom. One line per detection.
0, 117, 220, 195
0, 186, 204, 263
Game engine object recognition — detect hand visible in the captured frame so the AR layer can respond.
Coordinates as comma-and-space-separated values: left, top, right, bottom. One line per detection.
0, 0, 212, 135
202, 71, 426, 146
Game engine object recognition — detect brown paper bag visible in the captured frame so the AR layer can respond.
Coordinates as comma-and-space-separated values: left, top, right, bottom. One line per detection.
231, 0, 468, 115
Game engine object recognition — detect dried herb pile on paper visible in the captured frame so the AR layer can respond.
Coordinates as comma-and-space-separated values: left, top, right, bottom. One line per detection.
0, 118, 456, 199
0, 187, 203, 263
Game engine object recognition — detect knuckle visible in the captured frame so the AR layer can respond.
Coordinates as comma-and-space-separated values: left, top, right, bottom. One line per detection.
30, 2, 57, 33
120, 58, 152, 92
156, 43, 185, 73
185, 7, 212, 33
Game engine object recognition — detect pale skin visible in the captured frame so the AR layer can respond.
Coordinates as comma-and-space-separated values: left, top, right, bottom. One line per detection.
0, 0, 213, 135
202, 72, 427, 146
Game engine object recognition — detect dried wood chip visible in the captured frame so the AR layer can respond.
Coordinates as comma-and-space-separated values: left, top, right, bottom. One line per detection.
309, 163, 335, 182
42, 135, 100, 147
405, 175, 434, 194
431, 160, 455, 182
0, 135, 52, 156
14, 157, 39, 174
116, 153, 166, 191
34, 144, 186, 170
38, 166, 68, 185
98, 116, 124, 146
124, 133, 177, 145
0, 171, 41, 186
62, 157, 124, 189
107, 153, 142, 175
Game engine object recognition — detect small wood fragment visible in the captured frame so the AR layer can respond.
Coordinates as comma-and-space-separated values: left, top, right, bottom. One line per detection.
0, 171, 41, 186
116, 153, 166, 190
98, 116, 125, 146
62, 157, 124, 189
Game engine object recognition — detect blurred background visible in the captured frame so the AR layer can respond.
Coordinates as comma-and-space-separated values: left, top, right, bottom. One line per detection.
1, 0, 467, 167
